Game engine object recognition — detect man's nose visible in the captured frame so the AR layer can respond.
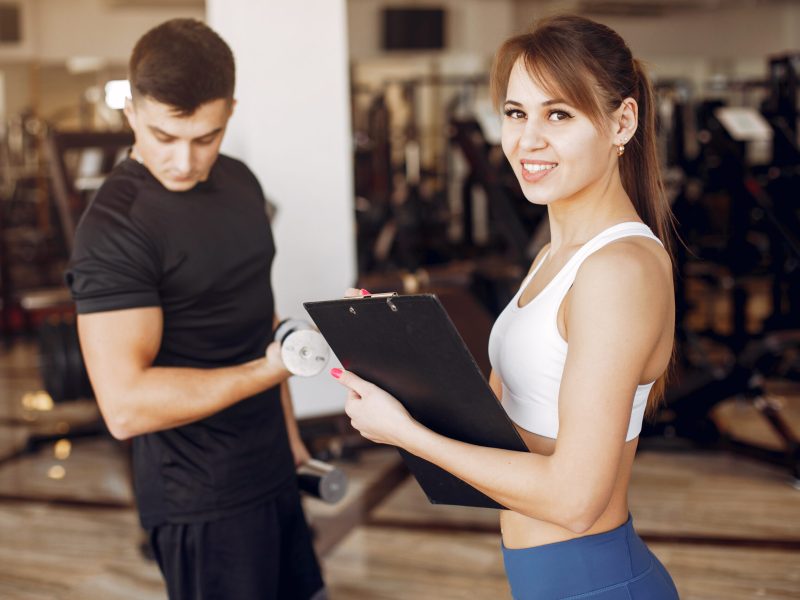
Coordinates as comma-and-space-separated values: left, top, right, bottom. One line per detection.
173, 143, 193, 175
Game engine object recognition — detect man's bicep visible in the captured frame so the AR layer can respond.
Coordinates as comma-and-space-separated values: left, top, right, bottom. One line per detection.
77, 307, 164, 402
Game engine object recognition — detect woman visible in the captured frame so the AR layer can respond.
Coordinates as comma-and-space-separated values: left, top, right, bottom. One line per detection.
333, 15, 679, 599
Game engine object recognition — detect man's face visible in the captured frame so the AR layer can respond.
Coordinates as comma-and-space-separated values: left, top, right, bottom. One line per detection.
123, 95, 234, 192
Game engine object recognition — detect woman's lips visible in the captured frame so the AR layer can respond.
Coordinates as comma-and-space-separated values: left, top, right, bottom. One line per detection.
520, 160, 558, 183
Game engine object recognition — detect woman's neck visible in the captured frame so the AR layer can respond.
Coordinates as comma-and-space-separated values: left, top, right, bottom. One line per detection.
546, 168, 639, 254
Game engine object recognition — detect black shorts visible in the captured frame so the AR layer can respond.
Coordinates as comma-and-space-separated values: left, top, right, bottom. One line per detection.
148, 486, 325, 600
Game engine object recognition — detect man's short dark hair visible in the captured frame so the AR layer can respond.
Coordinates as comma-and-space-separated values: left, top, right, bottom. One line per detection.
129, 19, 235, 116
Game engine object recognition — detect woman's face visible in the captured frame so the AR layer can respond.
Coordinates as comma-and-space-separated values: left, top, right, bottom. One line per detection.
501, 59, 618, 208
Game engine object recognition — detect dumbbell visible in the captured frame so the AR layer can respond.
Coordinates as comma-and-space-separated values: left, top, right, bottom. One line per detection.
296, 459, 348, 504
274, 319, 331, 377
38, 317, 93, 403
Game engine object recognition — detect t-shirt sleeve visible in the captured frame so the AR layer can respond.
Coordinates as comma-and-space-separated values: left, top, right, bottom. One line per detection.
65, 184, 162, 315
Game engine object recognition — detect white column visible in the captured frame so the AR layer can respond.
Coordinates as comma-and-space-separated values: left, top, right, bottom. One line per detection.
208, 0, 355, 418
0, 72, 5, 123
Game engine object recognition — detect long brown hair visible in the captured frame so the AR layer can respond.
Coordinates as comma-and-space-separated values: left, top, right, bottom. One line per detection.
490, 15, 676, 415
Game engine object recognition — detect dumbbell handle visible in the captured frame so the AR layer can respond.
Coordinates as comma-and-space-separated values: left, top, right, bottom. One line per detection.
296, 459, 347, 504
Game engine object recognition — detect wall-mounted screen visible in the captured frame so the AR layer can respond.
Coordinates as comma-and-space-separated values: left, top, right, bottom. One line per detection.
382, 8, 445, 51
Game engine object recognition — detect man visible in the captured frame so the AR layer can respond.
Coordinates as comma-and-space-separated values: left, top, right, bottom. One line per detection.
66, 19, 326, 600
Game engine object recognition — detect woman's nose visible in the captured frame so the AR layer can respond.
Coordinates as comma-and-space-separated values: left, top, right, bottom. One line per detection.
519, 119, 546, 152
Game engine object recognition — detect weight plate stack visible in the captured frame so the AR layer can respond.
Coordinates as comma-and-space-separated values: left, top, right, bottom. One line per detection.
38, 318, 93, 402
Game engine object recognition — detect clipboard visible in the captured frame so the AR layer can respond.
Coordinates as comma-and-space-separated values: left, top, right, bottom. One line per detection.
303, 293, 529, 510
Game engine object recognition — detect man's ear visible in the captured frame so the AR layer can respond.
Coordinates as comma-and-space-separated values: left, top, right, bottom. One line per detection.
123, 97, 136, 128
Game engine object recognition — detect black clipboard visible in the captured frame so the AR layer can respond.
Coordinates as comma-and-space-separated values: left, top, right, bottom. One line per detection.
303, 293, 528, 509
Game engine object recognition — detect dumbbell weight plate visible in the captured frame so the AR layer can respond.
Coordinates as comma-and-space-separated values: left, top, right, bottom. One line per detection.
37, 318, 93, 403
39, 320, 67, 403
280, 330, 331, 377
64, 320, 92, 400
297, 459, 348, 504
63, 321, 82, 400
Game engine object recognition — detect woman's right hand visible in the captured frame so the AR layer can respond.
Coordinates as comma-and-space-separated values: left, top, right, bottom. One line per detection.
331, 368, 418, 447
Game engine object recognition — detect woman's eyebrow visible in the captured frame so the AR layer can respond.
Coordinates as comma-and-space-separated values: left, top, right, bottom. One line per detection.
503, 98, 568, 107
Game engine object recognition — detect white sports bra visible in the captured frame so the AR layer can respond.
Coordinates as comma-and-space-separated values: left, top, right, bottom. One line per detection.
487, 222, 663, 442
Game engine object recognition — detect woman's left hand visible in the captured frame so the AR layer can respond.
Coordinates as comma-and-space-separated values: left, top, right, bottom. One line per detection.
330, 368, 417, 447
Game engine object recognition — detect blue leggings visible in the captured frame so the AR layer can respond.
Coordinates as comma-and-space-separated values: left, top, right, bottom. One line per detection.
502, 515, 678, 599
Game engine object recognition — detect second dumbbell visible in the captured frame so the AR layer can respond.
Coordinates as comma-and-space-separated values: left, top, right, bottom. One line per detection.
274, 319, 331, 377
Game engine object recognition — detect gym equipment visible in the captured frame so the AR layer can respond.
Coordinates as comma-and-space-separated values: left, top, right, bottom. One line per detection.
448, 116, 538, 262
1, 127, 133, 339
274, 319, 331, 377
296, 459, 348, 504
640, 54, 800, 483
352, 74, 540, 276
45, 129, 133, 253
37, 316, 93, 403
642, 332, 800, 481
762, 53, 800, 168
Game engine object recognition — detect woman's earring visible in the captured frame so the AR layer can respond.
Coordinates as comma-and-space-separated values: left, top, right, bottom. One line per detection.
617, 136, 629, 157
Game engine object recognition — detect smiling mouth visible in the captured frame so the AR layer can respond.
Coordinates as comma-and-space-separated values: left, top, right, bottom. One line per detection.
522, 163, 558, 173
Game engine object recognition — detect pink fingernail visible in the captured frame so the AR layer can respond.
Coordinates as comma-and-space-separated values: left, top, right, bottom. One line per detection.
360, 289, 371, 295
330, 368, 342, 379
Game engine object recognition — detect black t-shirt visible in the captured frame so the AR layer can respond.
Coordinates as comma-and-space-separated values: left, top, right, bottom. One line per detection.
66, 155, 295, 528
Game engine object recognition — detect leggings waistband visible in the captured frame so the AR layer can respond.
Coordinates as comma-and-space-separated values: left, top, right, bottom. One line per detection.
502, 515, 654, 598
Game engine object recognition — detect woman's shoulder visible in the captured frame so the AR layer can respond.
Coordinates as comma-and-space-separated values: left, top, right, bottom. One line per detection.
568, 237, 673, 344
575, 237, 673, 305
585, 235, 670, 280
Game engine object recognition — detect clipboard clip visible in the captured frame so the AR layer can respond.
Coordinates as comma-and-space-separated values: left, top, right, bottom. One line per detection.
356, 292, 398, 299
347, 292, 400, 315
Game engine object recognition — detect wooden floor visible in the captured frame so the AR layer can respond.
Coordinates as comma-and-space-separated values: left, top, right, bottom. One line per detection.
1, 340, 799, 599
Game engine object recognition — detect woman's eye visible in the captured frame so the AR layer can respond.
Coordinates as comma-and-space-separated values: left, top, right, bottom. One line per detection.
548, 110, 572, 122
504, 108, 525, 120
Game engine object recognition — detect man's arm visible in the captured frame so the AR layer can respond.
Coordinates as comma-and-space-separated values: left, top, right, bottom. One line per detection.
280, 380, 311, 466
78, 306, 290, 440
273, 315, 311, 466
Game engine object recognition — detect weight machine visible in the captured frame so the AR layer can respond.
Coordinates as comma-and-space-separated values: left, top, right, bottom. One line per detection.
641, 54, 800, 482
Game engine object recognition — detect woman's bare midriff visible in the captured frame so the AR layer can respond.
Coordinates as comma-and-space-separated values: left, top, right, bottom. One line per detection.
500, 427, 638, 549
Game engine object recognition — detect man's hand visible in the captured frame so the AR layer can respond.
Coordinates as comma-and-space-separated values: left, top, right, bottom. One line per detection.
289, 436, 312, 467
265, 340, 290, 378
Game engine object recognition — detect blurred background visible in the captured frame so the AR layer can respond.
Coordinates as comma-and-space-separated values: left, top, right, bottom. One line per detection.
0, 1, 798, 598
